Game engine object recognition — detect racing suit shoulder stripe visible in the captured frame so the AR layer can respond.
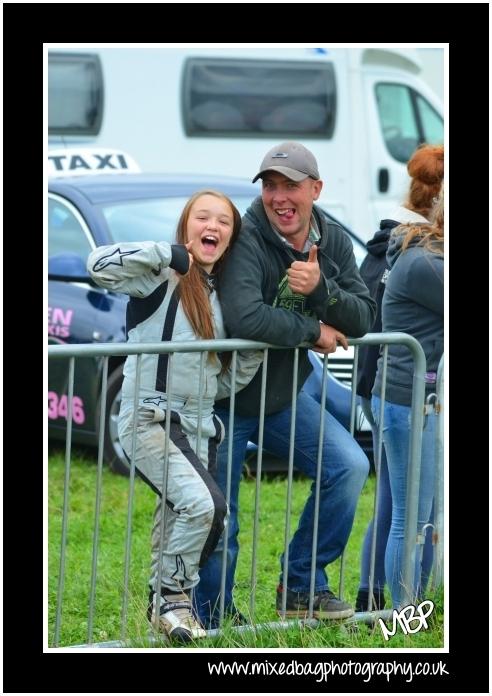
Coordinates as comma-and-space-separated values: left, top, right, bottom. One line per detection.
156, 287, 180, 392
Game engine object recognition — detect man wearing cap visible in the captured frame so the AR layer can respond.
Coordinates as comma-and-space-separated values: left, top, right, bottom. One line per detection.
195, 142, 376, 627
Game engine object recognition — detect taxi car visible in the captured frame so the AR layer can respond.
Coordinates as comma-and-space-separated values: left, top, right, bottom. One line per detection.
48, 154, 370, 474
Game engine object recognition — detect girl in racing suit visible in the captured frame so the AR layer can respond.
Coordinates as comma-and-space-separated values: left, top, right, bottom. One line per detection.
88, 190, 261, 641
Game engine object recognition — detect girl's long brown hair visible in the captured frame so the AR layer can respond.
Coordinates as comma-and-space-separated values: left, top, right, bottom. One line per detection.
175, 190, 241, 339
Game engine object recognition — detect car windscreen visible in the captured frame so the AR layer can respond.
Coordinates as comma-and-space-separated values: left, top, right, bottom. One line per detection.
100, 196, 254, 244
318, 210, 366, 268
100, 196, 366, 268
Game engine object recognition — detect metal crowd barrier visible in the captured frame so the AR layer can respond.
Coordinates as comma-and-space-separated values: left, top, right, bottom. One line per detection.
47, 333, 442, 648
429, 355, 445, 590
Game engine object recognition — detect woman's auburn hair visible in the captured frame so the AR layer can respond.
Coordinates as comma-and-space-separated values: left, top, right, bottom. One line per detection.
402, 183, 444, 254
404, 143, 444, 219
175, 190, 241, 339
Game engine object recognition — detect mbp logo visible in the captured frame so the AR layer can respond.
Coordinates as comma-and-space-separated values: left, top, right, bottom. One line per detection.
378, 600, 435, 641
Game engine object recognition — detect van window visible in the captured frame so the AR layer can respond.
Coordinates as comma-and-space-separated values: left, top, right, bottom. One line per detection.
375, 83, 443, 163
48, 53, 103, 136
415, 95, 444, 145
183, 58, 336, 138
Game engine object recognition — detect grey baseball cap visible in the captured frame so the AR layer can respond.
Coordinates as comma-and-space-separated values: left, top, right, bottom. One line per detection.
252, 141, 320, 183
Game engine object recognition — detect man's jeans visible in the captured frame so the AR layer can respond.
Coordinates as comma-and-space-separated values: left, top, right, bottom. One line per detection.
195, 388, 369, 627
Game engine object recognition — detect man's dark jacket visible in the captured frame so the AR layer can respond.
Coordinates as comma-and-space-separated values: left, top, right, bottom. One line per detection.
216, 197, 376, 416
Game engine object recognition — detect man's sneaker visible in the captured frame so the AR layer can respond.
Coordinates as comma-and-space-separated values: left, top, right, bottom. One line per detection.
148, 589, 206, 642
276, 585, 354, 620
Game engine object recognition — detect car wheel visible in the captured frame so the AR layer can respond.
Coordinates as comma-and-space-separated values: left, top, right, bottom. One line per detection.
96, 365, 129, 476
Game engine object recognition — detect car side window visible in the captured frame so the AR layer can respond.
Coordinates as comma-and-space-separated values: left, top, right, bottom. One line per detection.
48, 196, 93, 261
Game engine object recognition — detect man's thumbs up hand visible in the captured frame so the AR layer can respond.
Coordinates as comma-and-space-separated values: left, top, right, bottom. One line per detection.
287, 244, 321, 295
307, 244, 318, 264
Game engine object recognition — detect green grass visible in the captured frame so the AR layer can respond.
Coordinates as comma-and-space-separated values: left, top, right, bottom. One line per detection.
48, 451, 444, 648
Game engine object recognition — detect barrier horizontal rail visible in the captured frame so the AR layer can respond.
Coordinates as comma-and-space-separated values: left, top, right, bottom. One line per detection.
48, 332, 421, 357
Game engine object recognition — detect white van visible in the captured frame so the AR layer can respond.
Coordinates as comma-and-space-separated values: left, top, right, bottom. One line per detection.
48, 46, 444, 241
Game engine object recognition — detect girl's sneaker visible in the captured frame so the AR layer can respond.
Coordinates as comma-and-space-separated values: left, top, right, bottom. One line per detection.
149, 590, 206, 641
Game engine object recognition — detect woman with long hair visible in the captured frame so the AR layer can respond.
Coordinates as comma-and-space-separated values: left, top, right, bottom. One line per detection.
355, 144, 444, 612
88, 190, 261, 641
371, 183, 444, 608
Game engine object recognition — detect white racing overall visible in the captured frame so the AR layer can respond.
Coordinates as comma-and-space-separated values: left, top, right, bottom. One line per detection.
88, 240, 261, 593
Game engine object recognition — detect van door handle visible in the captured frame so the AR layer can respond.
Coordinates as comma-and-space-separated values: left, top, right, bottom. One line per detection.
378, 168, 389, 193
